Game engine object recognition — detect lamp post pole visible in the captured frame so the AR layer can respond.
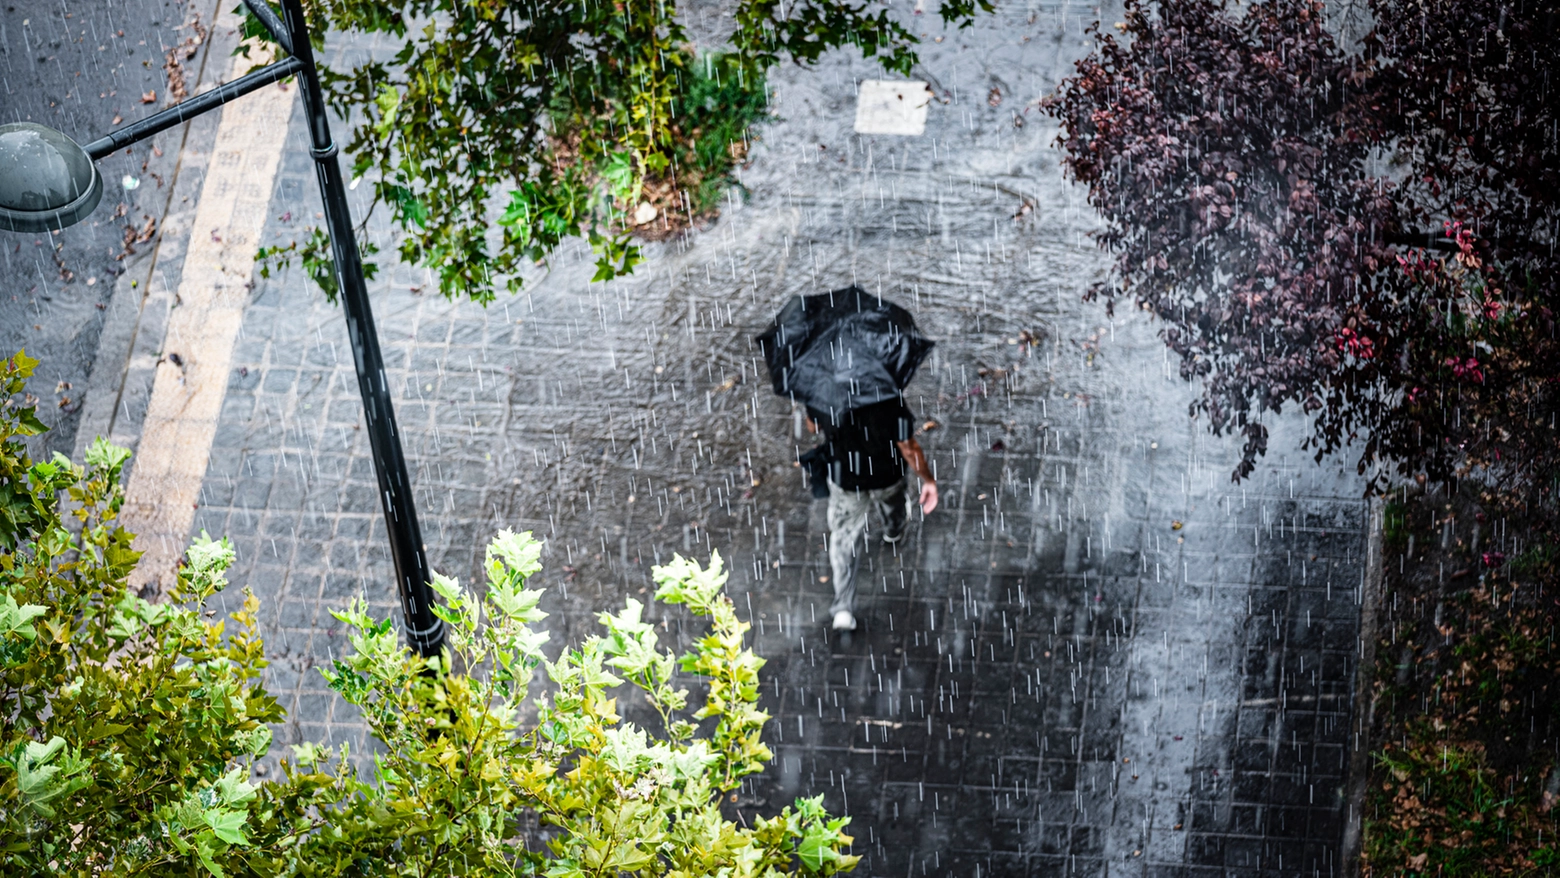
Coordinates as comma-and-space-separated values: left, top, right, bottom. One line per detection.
274, 0, 443, 661
5, 0, 446, 657
274, 0, 444, 658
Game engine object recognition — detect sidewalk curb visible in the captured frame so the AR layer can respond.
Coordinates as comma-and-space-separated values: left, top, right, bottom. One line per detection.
1343, 494, 1385, 875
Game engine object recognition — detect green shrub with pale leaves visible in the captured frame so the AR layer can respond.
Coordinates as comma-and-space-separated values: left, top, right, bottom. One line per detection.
0, 351, 279, 874
0, 349, 856, 877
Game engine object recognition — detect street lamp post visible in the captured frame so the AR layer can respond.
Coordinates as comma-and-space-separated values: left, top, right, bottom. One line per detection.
0, 0, 444, 658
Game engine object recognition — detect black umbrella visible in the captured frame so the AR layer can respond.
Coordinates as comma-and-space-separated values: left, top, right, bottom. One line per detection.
755, 287, 935, 421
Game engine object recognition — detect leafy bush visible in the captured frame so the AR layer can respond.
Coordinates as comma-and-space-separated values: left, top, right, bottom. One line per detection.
0, 350, 281, 874
1364, 485, 1560, 877
642, 53, 774, 235
237, 539, 859, 876
0, 350, 857, 876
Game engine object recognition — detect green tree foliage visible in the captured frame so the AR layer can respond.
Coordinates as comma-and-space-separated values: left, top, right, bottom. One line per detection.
0, 351, 857, 876
247, 0, 989, 302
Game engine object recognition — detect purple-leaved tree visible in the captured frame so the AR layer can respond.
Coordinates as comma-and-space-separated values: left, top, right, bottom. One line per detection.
1045, 0, 1557, 529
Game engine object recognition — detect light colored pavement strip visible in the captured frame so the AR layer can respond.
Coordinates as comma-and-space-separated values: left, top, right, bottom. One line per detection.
122, 34, 294, 591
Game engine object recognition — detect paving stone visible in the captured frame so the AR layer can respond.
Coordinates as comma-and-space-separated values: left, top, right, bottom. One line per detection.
132, 2, 1382, 875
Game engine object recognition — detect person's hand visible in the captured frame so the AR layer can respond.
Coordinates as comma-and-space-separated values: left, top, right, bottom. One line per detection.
918, 481, 938, 515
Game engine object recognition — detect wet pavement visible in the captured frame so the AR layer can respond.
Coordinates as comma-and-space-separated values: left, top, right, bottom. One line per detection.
3, 0, 230, 459
50, 0, 1370, 874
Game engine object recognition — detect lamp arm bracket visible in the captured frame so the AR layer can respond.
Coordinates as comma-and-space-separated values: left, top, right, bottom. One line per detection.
83, 55, 306, 160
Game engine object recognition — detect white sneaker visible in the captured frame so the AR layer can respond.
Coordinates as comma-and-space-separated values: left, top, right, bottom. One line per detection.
832, 610, 857, 631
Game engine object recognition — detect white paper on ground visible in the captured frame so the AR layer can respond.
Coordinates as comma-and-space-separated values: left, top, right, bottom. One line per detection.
853, 80, 933, 136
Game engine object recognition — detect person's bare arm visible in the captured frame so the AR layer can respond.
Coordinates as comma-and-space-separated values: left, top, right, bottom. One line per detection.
895, 437, 938, 514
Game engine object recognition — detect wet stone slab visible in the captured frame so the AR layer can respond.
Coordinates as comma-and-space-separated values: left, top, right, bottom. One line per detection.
183, 1, 1367, 875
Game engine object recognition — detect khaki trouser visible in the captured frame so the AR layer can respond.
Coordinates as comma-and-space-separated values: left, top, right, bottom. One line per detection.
826, 479, 909, 616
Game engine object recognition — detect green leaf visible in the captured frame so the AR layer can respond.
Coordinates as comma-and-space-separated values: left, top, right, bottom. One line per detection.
185, 532, 235, 575
373, 84, 402, 136
84, 437, 132, 477
0, 593, 47, 640
291, 742, 327, 766
490, 584, 547, 624
599, 725, 651, 774
653, 550, 729, 613
234, 725, 272, 757
203, 807, 248, 845
587, 231, 644, 283
13, 406, 47, 437
177, 531, 236, 601
10, 736, 89, 818
387, 183, 428, 229
214, 767, 257, 806
507, 625, 551, 662
84, 721, 131, 739
8, 350, 39, 378
496, 189, 533, 228
429, 571, 464, 606
797, 829, 838, 873
487, 528, 544, 581
601, 151, 638, 203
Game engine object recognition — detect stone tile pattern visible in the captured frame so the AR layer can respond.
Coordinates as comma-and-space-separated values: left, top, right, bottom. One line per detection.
122, 29, 298, 591
187, 3, 1366, 876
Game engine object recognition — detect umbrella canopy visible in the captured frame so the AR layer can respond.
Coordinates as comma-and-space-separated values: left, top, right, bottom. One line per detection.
755, 287, 935, 419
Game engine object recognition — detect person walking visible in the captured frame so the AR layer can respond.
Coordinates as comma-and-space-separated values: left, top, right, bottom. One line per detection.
807, 400, 937, 631
756, 286, 939, 632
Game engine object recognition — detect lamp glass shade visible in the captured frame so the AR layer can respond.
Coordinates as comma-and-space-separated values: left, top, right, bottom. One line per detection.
0, 123, 103, 232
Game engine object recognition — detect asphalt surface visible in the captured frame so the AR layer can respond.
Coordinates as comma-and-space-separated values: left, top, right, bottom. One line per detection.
2, 0, 225, 457
14, 0, 1374, 875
